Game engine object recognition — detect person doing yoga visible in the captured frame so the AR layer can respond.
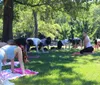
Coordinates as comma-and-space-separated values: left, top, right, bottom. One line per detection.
73, 31, 94, 55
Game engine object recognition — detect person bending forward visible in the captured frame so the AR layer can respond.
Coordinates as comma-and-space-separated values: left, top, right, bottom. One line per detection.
0, 41, 25, 74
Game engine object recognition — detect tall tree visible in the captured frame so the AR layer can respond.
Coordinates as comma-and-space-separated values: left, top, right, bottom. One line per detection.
33, 10, 38, 38
2, 0, 13, 42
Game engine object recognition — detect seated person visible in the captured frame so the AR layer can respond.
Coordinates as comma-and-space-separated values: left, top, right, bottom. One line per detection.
73, 31, 94, 55
0, 40, 25, 74
57, 39, 69, 49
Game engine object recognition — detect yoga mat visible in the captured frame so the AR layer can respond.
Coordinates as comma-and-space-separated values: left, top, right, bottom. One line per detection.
1, 61, 19, 67
0, 79, 15, 85
0, 68, 39, 80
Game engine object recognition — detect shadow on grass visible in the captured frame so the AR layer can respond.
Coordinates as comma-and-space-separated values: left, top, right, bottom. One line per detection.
12, 49, 100, 85
12, 71, 99, 85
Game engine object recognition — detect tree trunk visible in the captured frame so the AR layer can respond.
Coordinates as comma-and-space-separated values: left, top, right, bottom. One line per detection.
33, 10, 38, 38
2, 0, 13, 42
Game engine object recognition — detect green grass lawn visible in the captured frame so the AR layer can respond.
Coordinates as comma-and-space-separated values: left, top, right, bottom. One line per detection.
11, 49, 100, 85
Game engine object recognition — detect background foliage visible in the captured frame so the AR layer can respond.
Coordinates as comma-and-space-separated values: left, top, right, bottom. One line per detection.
0, 0, 100, 40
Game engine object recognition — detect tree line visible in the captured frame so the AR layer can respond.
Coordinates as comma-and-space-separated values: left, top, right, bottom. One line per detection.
0, 0, 100, 42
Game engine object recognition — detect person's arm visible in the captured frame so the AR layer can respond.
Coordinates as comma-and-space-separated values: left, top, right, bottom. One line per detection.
41, 46, 45, 53
11, 59, 14, 73
15, 47, 25, 74
35, 39, 41, 53
83, 36, 89, 48
79, 40, 83, 49
35, 42, 39, 53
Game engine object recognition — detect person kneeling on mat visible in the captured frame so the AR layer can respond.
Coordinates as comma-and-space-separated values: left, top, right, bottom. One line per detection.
73, 31, 94, 55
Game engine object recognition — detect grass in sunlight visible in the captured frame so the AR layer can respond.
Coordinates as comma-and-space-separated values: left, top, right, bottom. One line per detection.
9, 49, 100, 85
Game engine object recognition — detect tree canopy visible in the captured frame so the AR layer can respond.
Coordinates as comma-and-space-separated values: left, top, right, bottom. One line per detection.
0, 0, 100, 41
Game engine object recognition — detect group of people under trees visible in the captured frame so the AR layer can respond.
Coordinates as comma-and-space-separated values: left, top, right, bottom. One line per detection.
0, 33, 52, 84
0, 31, 98, 84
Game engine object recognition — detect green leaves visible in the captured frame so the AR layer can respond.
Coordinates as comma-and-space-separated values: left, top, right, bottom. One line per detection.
0, 0, 100, 40
38, 21, 61, 39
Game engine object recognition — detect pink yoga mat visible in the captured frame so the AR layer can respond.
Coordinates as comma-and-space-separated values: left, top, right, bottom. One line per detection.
0, 68, 39, 80
14, 68, 38, 75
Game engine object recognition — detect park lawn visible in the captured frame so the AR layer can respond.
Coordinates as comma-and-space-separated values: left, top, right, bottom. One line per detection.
11, 49, 100, 85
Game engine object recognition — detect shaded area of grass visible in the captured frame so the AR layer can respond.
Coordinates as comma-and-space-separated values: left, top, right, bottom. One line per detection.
11, 49, 100, 85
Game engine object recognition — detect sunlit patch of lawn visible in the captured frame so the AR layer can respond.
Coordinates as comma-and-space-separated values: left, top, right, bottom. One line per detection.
10, 49, 100, 85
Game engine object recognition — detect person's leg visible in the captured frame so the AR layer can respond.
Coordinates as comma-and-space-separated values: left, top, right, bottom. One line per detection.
80, 48, 86, 54
26, 44, 30, 52
0, 60, 2, 72
0, 50, 6, 71
72, 48, 86, 56
57, 41, 62, 49
26, 40, 33, 52
72, 52, 80, 56
0, 51, 15, 84
0, 52, 5, 80
84, 47, 94, 53
80, 47, 94, 54
38, 42, 44, 53
41, 46, 45, 53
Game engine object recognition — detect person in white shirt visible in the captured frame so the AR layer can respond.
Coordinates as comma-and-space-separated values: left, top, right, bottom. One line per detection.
38, 37, 51, 52
15, 37, 51, 53
57, 39, 69, 49
80, 31, 94, 54
73, 31, 94, 55
26, 38, 42, 53
71, 38, 81, 48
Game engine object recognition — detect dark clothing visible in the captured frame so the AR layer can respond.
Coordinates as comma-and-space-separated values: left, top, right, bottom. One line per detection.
57, 41, 63, 49
38, 33, 46, 39
94, 39, 97, 45
38, 37, 51, 50
80, 46, 94, 54
72, 39, 81, 45
69, 38, 81, 47
14, 38, 26, 47
26, 40, 34, 52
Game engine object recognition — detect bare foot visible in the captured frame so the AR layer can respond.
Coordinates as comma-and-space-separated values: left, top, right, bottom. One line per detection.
72, 52, 80, 56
